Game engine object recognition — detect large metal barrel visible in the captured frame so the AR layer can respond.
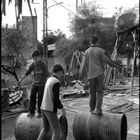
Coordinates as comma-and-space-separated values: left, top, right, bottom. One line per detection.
73, 112, 127, 140
15, 113, 68, 140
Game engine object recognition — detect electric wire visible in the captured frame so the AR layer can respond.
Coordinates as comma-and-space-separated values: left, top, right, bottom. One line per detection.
51, 0, 79, 16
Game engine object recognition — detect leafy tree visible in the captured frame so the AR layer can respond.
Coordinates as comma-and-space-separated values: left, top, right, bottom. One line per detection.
70, 4, 102, 40
41, 30, 66, 47
42, 29, 66, 45
55, 38, 73, 59
39, 30, 66, 58
115, 12, 137, 32
70, 3, 116, 54
54, 37, 90, 70
114, 6, 139, 57
1, 25, 28, 61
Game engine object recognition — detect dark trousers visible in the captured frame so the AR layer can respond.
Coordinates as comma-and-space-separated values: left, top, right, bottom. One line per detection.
29, 85, 44, 114
89, 74, 104, 112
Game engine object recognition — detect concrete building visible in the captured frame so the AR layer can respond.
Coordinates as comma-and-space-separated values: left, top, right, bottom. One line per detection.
21, 16, 37, 60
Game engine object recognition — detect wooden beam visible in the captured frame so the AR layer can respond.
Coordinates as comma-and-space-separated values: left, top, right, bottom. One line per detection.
130, 30, 137, 96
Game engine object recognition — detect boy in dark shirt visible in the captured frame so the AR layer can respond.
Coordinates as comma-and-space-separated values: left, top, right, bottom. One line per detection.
18, 50, 49, 118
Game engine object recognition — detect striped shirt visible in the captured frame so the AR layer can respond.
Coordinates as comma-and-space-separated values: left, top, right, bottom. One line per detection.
25, 59, 49, 86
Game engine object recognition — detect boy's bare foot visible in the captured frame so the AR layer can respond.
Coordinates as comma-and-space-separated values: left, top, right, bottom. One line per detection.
27, 112, 34, 118
37, 113, 42, 118
92, 109, 102, 115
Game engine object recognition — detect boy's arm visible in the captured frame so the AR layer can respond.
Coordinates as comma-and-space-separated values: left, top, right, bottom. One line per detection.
53, 82, 66, 116
53, 82, 63, 109
43, 63, 50, 78
17, 74, 26, 85
17, 63, 33, 85
103, 52, 122, 69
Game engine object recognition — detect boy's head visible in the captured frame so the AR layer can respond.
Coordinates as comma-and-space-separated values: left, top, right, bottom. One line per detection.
90, 36, 99, 46
82, 39, 90, 49
32, 50, 41, 63
53, 64, 64, 80
53, 64, 64, 73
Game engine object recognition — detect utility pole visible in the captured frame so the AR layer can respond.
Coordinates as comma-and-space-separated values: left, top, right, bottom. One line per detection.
43, 0, 48, 58
43, 0, 63, 58
43, 0, 63, 59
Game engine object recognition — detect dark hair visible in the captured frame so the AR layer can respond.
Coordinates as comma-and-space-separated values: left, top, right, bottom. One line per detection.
82, 40, 89, 46
91, 36, 99, 44
32, 50, 40, 58
53, 64, 64, 73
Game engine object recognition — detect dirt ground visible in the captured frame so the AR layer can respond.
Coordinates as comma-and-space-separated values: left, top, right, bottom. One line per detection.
1, 95, 139, 140
1, 76, 139, 140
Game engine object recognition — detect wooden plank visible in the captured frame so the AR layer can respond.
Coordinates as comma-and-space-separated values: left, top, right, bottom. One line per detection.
107, 102, 133, 113
104, 35, 119, 85
130, 30, 138, 96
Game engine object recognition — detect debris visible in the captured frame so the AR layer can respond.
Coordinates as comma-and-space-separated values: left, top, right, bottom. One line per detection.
62, 89, 89, 99
128, 98, 139, 105
9, 90, 23, 105
62, 80, 89, 99
107, 102, 133, 113
116, 93, 125, 97
73, 81, 84, 90
119, 81, 127, 85
106, 85, 129, 91
104, 94, 113, 99
128, 124, 139, 135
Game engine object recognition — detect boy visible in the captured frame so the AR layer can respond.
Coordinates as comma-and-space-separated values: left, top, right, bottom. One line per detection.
37, 64, 66, 140
18, 50, 49, 118
80, 36, 122, 115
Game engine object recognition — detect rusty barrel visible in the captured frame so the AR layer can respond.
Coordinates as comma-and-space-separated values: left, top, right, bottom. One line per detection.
15, 113, 68, 140
73, 112, 127, 140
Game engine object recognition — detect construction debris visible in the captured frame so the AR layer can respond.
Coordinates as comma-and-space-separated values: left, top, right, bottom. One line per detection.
106, 85, 130, 91
128, 98, 139, 105
107, 102, 133, 113
61, 81, 89, 99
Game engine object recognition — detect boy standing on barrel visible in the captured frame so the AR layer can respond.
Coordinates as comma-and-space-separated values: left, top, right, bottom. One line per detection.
80, 36, 122, 115
37, 64, 66, 140
17, 50, 49, 118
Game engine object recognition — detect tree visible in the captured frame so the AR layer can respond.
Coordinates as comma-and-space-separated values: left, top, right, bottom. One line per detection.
42, 29, 66, 45
70, 3, 116, 54
2, 25, 28, 66
55, 4, 119, 67
70, 4, 102, 40
54, 38, 74, 69
114, 5, 139, 56
54, 37, 90, 69
38, 30, 66, 58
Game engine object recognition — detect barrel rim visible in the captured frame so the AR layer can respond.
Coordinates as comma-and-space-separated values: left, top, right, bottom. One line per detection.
59, 115, 68, 140
121, 114, 127, 140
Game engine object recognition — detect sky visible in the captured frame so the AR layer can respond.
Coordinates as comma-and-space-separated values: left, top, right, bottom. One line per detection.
2, 0, 139, 41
